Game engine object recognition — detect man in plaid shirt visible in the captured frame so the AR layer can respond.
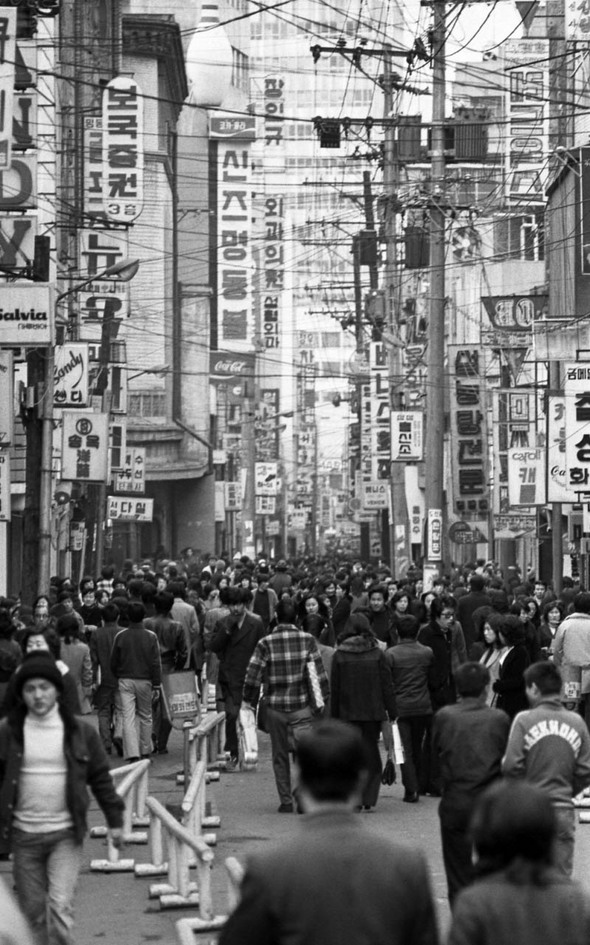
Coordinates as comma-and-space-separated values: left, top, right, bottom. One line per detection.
243, 599, 330, 812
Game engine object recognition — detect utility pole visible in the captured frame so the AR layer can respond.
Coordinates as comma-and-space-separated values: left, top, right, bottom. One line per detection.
381, 49, 410, 580
424, 1, 446, 577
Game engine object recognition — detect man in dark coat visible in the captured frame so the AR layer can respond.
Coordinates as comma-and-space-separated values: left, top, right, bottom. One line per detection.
455, 573, 490, 653
219, 720, 439, 945
210, 587, 264, 769
432, 661, 510, 905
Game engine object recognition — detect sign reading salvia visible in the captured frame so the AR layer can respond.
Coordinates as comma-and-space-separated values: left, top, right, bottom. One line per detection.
0, 285, 53, 345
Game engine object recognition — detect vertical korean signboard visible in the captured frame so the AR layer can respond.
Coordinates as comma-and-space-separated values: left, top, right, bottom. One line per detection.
448, 345, 489, 515
210, 115, 255, 353
0, 8, 15, 171
102, 77, 143, 223
565, 364, 590, 500
61, 412, 109, 482
504, 40, 548, 205
369, 341, 390, 480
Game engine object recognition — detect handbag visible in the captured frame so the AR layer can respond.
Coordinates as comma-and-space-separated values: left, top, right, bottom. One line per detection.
381, 758, 396, 785
305, 657, 325, 712
256, 692, 269, 733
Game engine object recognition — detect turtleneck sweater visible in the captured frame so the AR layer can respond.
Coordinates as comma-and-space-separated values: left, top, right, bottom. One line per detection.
13, 703, 72, 833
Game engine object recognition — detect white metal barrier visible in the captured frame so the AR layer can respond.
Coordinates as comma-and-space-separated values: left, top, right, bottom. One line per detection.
90, 759, 150, 872
134, 795, 226, 925
177, 711, 226, 787
181, 758, 220, 846
225, 856, 244, 912
175, 857, 244, 945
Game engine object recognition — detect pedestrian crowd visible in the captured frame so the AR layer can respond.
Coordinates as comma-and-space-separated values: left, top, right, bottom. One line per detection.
1, 548, 590, 944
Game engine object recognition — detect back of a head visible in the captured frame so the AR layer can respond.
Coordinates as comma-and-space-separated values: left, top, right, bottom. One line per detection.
127, 601, 146, 624
471, 780, 556, 874
168, 581, 185, 600
101, 602, 119, 625
498, 613, 525, 646
154, 591, 174, 616
297, 720, 369, 802
469, 573, 487, 593
524, 660, 562, 695
56, 613, 80, 642
127, 578, 144, 600
396, 614, 419, 640
141, 582, 156, 604
276, 598, 297, 624
574, 591, 590, 614
455, 661, 490, 698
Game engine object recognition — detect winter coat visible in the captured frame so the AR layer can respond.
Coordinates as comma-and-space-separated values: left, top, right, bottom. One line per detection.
331, 634, 396, 721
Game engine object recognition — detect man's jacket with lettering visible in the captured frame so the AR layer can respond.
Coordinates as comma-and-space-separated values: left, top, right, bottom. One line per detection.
503, 696, 590, 805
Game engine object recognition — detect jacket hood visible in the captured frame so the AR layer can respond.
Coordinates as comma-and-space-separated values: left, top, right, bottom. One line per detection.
338, 633, 379, 653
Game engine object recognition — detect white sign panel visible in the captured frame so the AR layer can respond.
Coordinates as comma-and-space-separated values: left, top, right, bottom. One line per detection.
547, 394, 576, 502
0, 448, 10, 521
361, 480, 389, 510
217, 132, 254, 352
0, 284, 53, 345
224, 481, 242, 511
54, 344, 89, 408
113, 447, 145, 494
427, 509, 442, 559
508, 446, 546, 506
255, 462, 278, 496
256, 495, 276, 514
391, 410, 424, 462
504, 40, 549, 205
215, 481, 225, 522
102, 77, 144, 223
0, 9, 16, 171
107, 496, 153, 522
0, 349, 12, 445
61, 412, 109, 482
564, 363, 590, 499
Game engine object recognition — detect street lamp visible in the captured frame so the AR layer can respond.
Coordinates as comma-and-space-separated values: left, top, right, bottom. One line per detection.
38, 258, 140, 595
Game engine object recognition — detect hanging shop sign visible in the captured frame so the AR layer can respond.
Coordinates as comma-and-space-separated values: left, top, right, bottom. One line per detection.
54, 344, 89, 408
508, 446, 546, 506
0, 284, 52, 345
361, 480, 389, 510
481, 294, 548, 332
224, 481, 242, 511
261, 194, 284, 350
255, 462, 278, 496
503, 40, 548, 205
102, 76, 144, 223
564, 363, 590, 500
0, 349, 13, 445
61, 411, 108, 482
113, 447, 145, 495
106, 496, 153, 522
427, 509, 442, 559
448, 345, 489, 515
391, 410, 423, 462
491, 388, 539, 515
0, 8, 16, 171
256, 495, 276, 515
370, 341, 390, 480
547, 394, 577, 502
0, 448, 10, 521
212, 116, 255, 352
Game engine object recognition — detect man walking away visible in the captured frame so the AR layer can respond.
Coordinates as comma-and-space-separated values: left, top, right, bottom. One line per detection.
210, 588, 264, 770
433, 662, 511, 905
456, 573, 490, 655
503, 660, 590, 876
110, 601, 161, 762
144, 591, 188, 753
251, 572, 278, 632
0, 653, 124, 945
219, 719, 439, 945
89, 601, 123, 756
386, 615, 435, 802
242, 599, 329, 812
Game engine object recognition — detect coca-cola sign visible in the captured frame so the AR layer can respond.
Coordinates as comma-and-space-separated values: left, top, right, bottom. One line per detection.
209, 350, 255, 381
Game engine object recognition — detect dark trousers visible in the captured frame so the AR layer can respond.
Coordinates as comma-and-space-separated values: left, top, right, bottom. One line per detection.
266, 705, 314, 806
439, 809, 473, 906
220, 687, 239, 758
397, 715, 431, 795
420, 718, 443, 794
349, 720, 383, 808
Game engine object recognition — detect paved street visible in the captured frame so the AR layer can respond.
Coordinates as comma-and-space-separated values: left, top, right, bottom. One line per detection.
4, 723, 590, 944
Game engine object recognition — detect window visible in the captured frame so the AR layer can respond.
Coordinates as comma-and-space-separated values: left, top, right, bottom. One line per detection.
231, 48, 249, 92
129, 392, 167, 419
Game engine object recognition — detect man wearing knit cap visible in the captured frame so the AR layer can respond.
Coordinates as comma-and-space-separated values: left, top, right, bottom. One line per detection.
0, 651, 124, 944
